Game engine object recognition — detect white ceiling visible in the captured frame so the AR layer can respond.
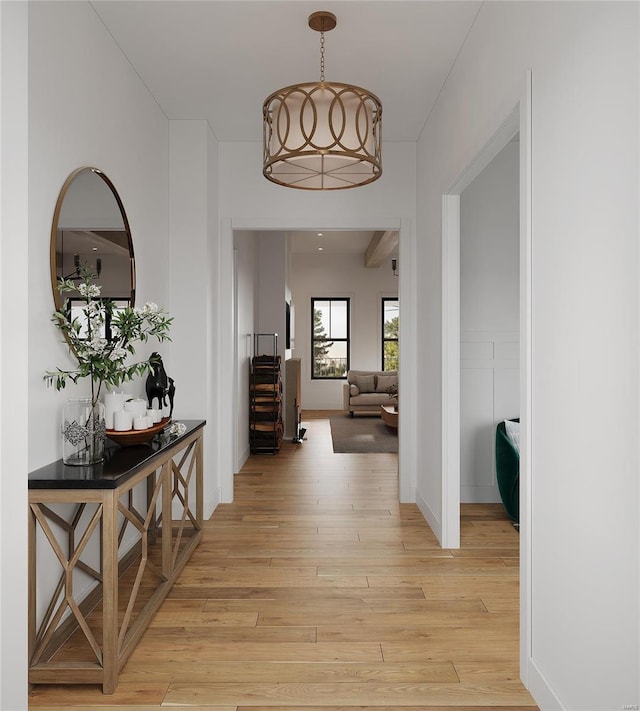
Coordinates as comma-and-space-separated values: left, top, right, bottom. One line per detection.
290, 230, 379, 255
91, 0, 482, 142
90, 1, 480, 257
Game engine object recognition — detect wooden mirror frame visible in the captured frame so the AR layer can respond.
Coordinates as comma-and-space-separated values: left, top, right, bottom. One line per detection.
50, 167, 136, 318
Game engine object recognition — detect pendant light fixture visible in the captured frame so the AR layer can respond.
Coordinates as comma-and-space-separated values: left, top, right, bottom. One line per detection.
263, 11, 382, 190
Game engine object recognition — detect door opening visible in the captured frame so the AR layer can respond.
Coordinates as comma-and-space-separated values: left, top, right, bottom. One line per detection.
441, 74, 532, 685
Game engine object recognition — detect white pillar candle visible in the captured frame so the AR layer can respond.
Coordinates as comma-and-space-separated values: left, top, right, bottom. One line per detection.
113, 410, 133, 431
148, 408, 162, 424
133, 415, 149, 431
103, 391, 127, 429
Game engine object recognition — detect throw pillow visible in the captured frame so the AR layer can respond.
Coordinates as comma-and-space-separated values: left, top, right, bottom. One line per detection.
376, 375, 397, 393
349, 384, 360, 396
355, 375, 375, 393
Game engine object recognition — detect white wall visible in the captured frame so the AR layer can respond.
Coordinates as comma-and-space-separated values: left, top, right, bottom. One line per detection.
169, 119, 220, 515
219, 141, 416, 229
460, 141, 519, 503
28, 1, 170, 470
291, 250, 398, 410
417, 3, 638, 708
234, 231, 259, 469
257, 232, 287, 358
0, 3, 29, 708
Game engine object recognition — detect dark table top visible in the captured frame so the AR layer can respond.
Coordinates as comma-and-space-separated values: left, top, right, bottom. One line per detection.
29, 419, 205, 490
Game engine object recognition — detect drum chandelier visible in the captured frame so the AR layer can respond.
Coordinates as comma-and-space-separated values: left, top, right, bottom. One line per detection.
262, 11, 383, 190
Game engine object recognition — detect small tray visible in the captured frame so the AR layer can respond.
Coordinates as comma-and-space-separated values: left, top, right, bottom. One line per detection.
106, 417, 171, 446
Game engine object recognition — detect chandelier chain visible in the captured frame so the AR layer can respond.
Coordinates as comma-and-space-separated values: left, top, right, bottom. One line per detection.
320, 31, 325, 82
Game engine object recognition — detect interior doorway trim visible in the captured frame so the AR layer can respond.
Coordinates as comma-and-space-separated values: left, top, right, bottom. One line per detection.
441, 72, 532, 682
441, 104, 522, 548
221, 217, 417, 505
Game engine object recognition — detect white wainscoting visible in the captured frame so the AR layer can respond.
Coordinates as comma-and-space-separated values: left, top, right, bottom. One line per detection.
460, 331, 519, 503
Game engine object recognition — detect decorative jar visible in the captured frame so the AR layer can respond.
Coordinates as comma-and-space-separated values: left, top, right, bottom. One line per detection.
62, 398, 106, 466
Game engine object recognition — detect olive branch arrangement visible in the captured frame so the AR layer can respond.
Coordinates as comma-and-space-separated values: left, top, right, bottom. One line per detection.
44, 267, 173, 407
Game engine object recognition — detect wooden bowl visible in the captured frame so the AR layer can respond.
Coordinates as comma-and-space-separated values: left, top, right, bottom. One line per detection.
106, 417, 171, 446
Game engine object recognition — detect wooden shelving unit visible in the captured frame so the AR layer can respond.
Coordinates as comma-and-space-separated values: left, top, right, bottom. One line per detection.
249, 334, 282, 454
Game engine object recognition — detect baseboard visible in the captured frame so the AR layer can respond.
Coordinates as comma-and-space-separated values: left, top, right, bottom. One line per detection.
416, 489, 441, 543
237, 444, 250, 472
525, 656, 566, 710
204, 488, 221, 521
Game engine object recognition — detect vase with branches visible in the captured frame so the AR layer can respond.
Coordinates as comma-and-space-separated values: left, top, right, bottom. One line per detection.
45, 268, 172, 465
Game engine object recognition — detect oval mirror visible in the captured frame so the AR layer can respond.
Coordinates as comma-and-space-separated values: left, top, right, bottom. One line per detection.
50, 167, 135, 337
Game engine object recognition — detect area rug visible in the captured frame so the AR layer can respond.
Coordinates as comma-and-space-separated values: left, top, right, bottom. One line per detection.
329, 416, 398, 454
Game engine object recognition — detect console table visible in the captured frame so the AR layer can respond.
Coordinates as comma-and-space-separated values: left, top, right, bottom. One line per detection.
28, 419, 205, 694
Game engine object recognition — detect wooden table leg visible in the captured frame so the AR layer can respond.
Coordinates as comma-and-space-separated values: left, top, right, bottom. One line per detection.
28, 504, 36, 666
147, 470, 157, 544
101, 490, 118, 694
161, 460, 172, 580
196, 433, 203, 529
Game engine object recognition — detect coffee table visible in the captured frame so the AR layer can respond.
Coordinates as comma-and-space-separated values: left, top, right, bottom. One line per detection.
380, 404, 398, 429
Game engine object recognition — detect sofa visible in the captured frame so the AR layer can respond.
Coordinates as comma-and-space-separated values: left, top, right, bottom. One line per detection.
343, 369, 398, 416
495, 418, 520, 524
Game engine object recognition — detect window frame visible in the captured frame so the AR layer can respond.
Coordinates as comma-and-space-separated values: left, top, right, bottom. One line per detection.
311, 297, 350, 380
66, 297, 132, 343
381, 297, 399, 371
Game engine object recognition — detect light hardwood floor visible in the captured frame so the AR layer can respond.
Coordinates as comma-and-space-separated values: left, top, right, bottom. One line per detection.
29, 412, 538, 710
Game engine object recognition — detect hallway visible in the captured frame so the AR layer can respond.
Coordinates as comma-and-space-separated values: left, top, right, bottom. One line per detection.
30, 413, 537, 709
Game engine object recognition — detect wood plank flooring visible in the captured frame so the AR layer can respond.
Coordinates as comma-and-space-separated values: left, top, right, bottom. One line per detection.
29, 412, 537, 710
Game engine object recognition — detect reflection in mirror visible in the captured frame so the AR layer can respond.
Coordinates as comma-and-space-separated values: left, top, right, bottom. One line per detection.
67, 298, 130, 341
50, 167, 135, 321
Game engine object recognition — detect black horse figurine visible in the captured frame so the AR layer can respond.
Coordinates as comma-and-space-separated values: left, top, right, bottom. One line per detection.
146, 353, 175, 417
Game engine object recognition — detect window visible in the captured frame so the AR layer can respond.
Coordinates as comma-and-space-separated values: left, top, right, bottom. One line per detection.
67, 297, 131, 342
382, 298, 399, 371
311, 298, 350, 378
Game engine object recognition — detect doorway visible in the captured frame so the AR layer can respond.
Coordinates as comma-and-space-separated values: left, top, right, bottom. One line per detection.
441, 77, 532, 683
226, 220, 415, 505
459, 138, 520, 507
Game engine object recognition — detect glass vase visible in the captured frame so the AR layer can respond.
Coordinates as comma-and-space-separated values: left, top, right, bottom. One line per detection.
62, 398, 106, 466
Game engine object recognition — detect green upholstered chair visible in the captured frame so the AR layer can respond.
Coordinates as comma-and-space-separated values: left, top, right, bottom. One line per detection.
495, 418, 520, 523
